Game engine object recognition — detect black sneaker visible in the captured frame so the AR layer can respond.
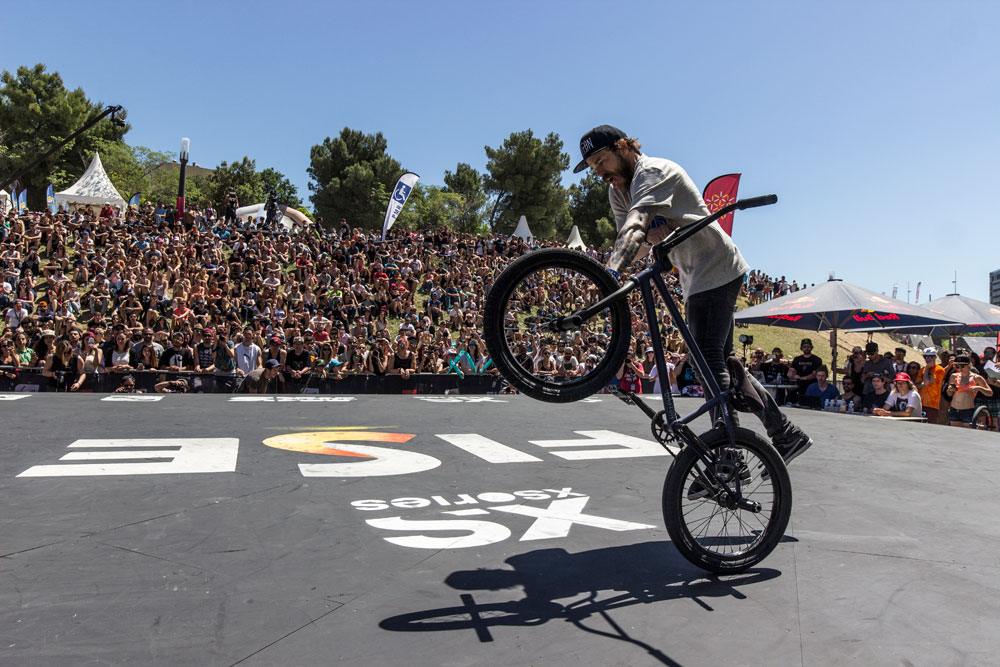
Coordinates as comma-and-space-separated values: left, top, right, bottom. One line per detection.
761, 433, 814, 480
687, 449, 752, 500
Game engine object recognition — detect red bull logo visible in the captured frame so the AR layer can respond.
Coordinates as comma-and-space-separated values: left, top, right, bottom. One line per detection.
852, 312, 900, 323
767, 314, 804, 322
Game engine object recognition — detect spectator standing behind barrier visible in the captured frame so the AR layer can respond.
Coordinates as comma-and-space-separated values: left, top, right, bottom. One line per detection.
873, 372, 922, 417
916, 347, 945, 424
805, 366, 840, 406
891, 347, 909, 375
860, 342, 894, 395
936, 349, 954, 425
788, 338, 822, 403
234, 327, 261, 375
944, 353, 992, 427
389, 336, 415, 380
43, 339, 85, 391
159, 332, 194, 371
213, 330, 237, 374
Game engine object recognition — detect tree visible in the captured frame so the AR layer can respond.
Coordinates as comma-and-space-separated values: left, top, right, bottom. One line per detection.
207, 157, 263, 209
568, 171, 617, 248
483, 130, 571, 238
92, 139, 173, 201
307, 127, 403, 230
0, 63, 130, 209
259, 167, 301, 209
394, 184, 466, 233
443, 162, 487, 234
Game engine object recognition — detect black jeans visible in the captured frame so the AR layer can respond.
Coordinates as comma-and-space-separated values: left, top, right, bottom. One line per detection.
685, 275, 802, 443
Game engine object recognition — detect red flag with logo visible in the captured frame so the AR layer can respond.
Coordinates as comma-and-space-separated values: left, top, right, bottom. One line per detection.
702, 173, 741, 237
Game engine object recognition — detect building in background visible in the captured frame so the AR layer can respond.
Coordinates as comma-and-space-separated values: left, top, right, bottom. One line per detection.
991, 269, 1000, 306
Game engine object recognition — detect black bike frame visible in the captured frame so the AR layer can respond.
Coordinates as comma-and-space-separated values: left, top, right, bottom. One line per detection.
563, 195, 777, 454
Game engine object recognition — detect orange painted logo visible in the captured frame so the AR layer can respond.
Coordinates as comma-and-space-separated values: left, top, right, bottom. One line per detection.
263, 431, 415, 457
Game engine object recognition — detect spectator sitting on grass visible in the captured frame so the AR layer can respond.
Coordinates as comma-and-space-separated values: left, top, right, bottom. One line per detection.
873, 372, 923, 418
804, 365, 840, 406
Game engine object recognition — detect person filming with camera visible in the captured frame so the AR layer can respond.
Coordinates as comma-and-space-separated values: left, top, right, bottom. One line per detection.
943, 353, 992, 427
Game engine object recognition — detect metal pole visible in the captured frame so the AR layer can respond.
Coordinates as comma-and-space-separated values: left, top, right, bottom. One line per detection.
1, 105, 124, 193
176, 138, 189, 226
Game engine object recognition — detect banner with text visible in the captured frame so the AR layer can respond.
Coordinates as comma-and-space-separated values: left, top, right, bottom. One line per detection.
128, 192, 141, 209
46, 184, 55, 214
381, 172, 419, 239
17, 189, 28, 213
702, 173, 741, 237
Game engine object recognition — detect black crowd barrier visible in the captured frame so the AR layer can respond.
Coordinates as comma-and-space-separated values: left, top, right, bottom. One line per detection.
0, 367, 505, 395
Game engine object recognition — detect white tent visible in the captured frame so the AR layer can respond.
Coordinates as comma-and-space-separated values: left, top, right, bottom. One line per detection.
54, 152, 126, 210
512, 215, 533, 241
566, 225, 587, 250
0, 190, 11, 215
235, 203, 311, 231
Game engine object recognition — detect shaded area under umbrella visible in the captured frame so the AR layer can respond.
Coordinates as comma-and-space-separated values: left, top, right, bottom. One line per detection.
917, 293, 1000, 336
735, 278, 961, 381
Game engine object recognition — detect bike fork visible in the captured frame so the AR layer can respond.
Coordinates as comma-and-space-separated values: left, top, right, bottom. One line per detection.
610, 387, 759, 510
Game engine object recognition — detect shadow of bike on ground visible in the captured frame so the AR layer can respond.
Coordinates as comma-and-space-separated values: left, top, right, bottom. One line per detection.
380, 540, 789, 666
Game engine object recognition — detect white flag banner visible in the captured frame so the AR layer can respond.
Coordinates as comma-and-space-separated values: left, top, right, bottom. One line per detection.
381, 172, 419, 239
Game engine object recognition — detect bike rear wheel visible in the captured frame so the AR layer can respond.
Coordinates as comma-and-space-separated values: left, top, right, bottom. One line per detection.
972, 406, 992, 430
662, 427, 792, 574
483, 248, 631, 402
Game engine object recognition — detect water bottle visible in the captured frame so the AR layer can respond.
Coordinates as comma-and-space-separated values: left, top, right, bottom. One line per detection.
847, 400, 855, 414
824, 399, 831, 411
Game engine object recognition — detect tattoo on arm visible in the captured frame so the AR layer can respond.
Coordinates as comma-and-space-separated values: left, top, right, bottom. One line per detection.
607, 208, 651, 275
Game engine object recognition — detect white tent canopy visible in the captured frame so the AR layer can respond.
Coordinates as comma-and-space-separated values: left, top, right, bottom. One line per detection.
0, 190, 11, 215
512, 215, 533, 241
566, 225, 587, 250
54, 152, 126, 209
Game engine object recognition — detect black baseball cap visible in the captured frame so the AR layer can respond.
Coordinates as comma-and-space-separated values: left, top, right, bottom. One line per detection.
573, 125, 627, 173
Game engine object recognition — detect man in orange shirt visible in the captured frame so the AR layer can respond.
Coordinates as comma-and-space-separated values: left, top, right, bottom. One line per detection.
917, 347, 946, 424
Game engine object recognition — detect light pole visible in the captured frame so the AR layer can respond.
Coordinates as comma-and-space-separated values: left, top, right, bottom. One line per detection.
176, 137, 190, 225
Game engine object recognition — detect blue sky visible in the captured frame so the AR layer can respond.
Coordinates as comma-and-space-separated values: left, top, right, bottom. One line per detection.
4, 0, 997, 303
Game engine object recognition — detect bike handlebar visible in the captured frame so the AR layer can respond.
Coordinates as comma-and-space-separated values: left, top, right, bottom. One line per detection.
736, 194, 778, 210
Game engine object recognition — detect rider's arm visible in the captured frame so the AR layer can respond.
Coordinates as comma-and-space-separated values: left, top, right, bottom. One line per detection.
607, 207, 654, 276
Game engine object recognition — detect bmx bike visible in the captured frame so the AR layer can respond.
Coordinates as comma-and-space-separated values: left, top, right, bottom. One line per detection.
483, 195, 791, 573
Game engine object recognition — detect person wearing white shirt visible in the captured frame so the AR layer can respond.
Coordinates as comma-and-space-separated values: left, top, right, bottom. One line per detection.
234, 328, 262, 375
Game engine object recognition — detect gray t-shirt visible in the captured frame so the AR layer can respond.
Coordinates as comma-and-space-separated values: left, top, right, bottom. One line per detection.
609, 154, 749, 298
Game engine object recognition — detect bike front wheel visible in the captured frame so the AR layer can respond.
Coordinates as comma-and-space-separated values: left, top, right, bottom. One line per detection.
483, 248, 631, 402
662, 427, 792, 574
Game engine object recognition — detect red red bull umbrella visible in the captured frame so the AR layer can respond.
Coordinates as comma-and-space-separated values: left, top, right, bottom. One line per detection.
917, 293, 1000, 335
735, 278, 961, 381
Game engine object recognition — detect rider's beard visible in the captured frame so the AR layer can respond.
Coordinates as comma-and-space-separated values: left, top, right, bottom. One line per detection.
606, 152, 636, 191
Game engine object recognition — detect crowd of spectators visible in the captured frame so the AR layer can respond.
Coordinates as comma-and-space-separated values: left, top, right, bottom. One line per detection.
1, 200, 556, 392
2, 201, 995, 429
740, 339, 1000, 430
743, 270, 809, 305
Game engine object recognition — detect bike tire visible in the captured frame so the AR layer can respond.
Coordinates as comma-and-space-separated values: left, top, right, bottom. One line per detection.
662, 427, 792, 574
972, 406, 991, 430
483, 248, 631, 403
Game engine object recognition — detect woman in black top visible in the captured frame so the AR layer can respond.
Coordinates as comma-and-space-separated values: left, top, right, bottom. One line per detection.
43, 339, 85, 391
390, 337, 414, 380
